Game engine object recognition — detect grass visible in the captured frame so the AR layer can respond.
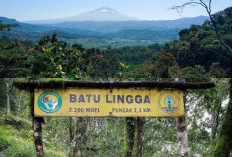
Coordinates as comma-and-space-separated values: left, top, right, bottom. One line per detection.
0, 115, 66, 157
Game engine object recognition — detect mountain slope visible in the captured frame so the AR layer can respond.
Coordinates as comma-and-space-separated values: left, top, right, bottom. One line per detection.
46, 16, 209, 33
26, 7, 139, 24
0, 15, 208, 44
0, 17, 93, 43
67, 7, 139, 21
103, 29, 181, 41
0, 17, 55, 32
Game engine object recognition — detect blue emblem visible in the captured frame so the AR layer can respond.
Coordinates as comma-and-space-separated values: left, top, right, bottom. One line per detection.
38, 91, 62, 113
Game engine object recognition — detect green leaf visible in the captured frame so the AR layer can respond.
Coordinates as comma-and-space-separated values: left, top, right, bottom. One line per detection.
67, 74, 75, 78
75, 75, 80, 78
120, 62, 125, 68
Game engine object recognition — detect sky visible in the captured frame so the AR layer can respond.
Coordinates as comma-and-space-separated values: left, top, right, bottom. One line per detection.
0, 0, 231, 21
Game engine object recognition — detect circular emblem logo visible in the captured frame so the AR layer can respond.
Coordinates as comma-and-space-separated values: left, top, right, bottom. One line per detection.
158, 92, 180, 113
38, 91, 62, 113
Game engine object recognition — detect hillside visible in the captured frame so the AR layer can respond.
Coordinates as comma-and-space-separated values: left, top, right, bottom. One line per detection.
0, 16, 208, 47
0, 17, 55, 32
46, 16, 209, 33
0, 114, 66, 157
104, 29, 181, 41
161, 6, 232, 77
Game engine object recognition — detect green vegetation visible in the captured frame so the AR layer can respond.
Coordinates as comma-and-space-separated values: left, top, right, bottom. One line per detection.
163, 7, 232, 74
104, 29, 180, 42
61, 38, 154, 49
0, 5, 232, 157
2, 7, 229, 78
0, 114, 66, 157
0, 78, 229, 156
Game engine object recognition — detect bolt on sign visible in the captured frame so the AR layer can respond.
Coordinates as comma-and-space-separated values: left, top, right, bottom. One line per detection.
34, 88, 184, 117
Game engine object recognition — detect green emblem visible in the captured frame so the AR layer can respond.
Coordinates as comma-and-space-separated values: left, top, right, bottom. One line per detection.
38, 91, 62, 113
164, 95, 175, 112
158, 92, 180, 113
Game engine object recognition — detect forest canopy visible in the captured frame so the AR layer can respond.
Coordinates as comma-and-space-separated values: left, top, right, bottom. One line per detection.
0, 5, 231, 157
0, 7, 231, 79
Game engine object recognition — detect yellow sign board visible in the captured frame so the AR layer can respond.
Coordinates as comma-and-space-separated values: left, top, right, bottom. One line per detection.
34, 88, 184, 117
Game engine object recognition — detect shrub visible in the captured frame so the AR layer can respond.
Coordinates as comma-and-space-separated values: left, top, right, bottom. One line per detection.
5, 143, 34, 157
45, 149, 66, 157
0, 136, 10, 151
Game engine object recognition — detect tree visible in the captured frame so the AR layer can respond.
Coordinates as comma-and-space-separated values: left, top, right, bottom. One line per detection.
0, 40, 34, 77
0, 21, 18, 31
172, 1, 232, 156
88, 50, 121, 80
132, 117, 145, 157
5, 78, 13, 116
172, 1, 232, 54
0, 79, 7, 111
35, 32, 89, 78
123, 117, 135, 157
71, 117, 87, 157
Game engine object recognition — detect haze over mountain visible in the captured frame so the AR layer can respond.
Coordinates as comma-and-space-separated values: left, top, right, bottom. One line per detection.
48, 16, 208, 33
0, 5, 209, 45
26, 7, 139, 24
22, 7, 209, 33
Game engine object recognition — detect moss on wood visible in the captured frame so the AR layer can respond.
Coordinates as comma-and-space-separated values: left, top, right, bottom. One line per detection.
13, 79, 216, 90
123, 117, 135, 157
132, 117, 144, 157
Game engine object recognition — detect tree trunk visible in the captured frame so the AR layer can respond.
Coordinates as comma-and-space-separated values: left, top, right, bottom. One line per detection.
132, 117, 144, 157
177, 91, 189, 157
211, 101, 222, 140
30, 91, 45, 157
17, 99, 20, 116
69, 117, 74, 157
6, 89, 10, 116
33, 118, 45, 157
71, 117, 83, 157
213, 60, 232, 157
5, 78, 11, 116
123, 117, 135, 157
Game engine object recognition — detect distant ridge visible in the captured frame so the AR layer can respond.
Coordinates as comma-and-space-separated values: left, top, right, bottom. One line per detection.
1, 15, 209, 34
47, 16, 209, 33
0, 15, 209, 42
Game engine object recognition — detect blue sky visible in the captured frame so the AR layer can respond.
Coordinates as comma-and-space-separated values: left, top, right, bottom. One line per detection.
0, 0, 231, 21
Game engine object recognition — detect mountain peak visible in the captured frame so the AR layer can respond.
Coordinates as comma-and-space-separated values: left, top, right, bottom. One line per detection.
95, 7, 116, 13
24, 7, 140, 24
65, 7, 139, 21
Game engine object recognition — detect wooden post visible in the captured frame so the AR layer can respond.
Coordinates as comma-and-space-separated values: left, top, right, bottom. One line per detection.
176, 79, 189, 157
30, 90, 45, 157
177, 91, 189, 157
71, 117, 82, 157
123, 117, 135, 157
13, 80, 215, 157
69, 117, 74, 157
132, 117, 145, 157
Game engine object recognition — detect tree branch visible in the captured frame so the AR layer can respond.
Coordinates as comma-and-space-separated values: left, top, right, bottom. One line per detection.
172, 0, 232, 55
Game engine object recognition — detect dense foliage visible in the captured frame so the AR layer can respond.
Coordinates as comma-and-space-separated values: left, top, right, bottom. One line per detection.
1, 7, 231, 78
0, 5, 232, 157
162, 7, 232, 76
0, 78, 230, 157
